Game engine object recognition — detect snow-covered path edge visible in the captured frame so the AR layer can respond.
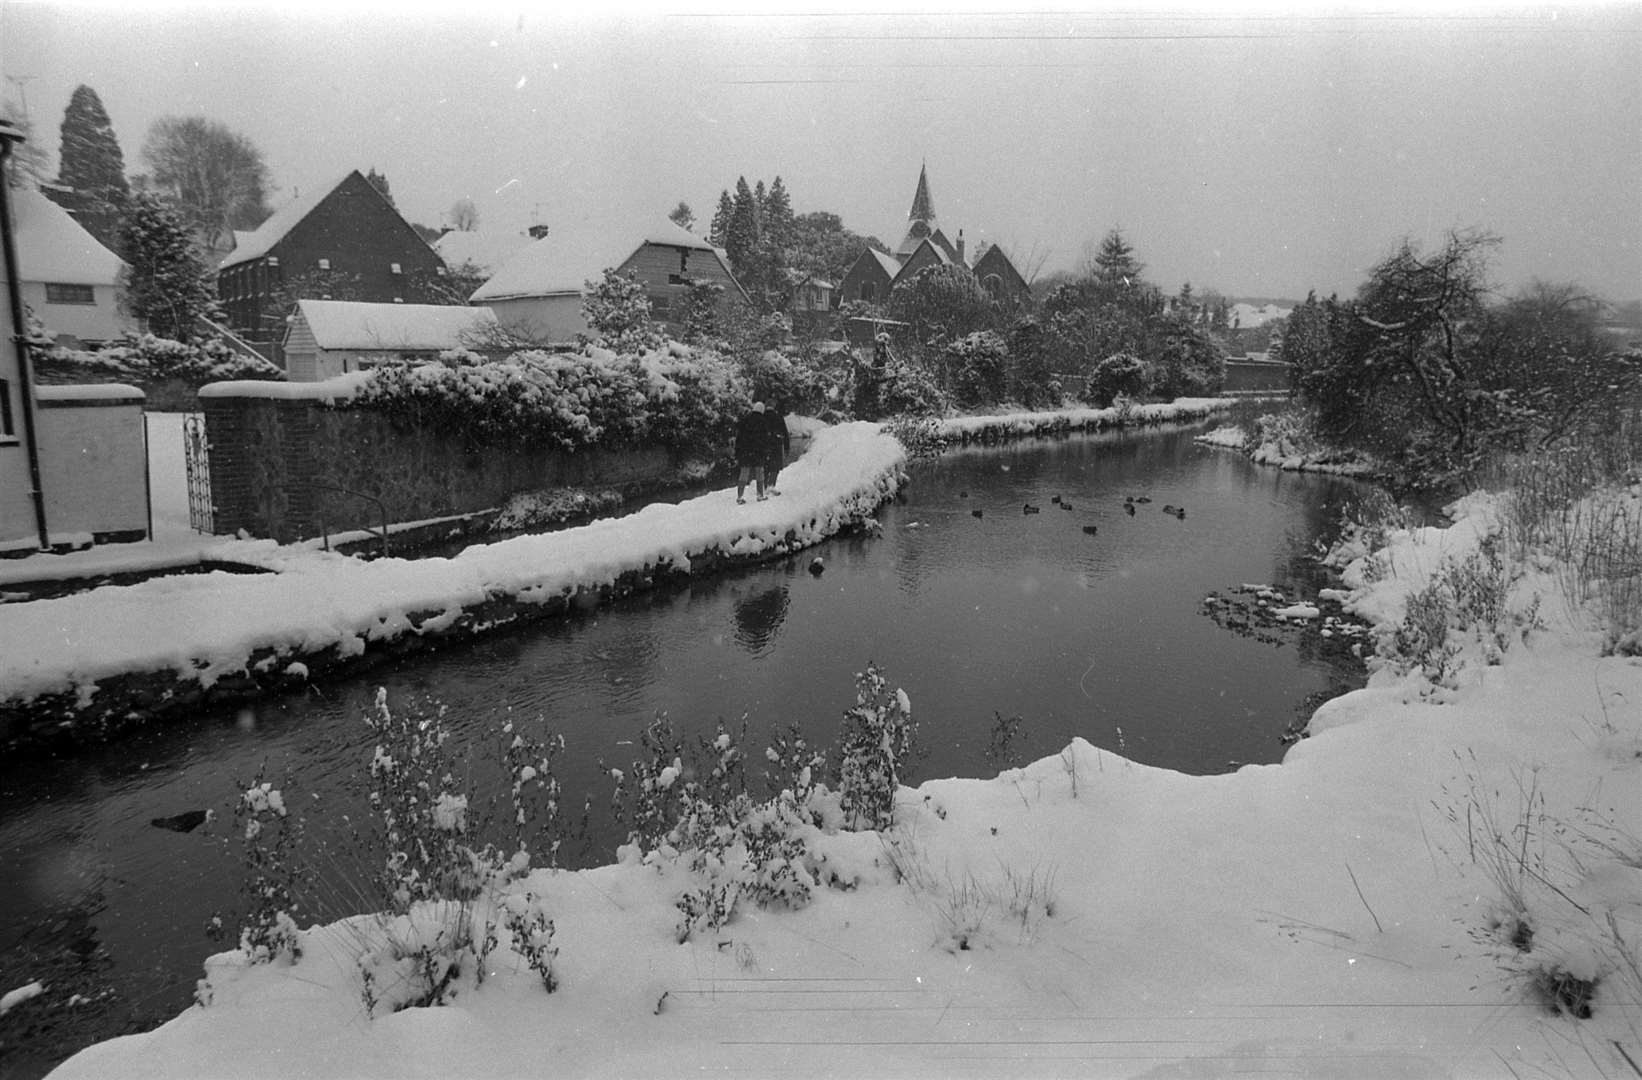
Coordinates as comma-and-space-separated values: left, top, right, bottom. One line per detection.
0, 422, 906, 743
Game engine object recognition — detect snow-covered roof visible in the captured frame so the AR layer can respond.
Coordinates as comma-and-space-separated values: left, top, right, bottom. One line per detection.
11, 187, 126, 285
218, 172, 355, 270
471, 214, 728, 302
432, 230, 534, 276
1230, 302, 1293, 328
289, 300, 498, 352
867, 249, 903, 278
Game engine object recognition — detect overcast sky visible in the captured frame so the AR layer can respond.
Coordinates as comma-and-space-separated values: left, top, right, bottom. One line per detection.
4, 2, 1639, 302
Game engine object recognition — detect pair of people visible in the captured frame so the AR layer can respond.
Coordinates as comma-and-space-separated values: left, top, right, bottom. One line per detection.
734, 399, 791, 504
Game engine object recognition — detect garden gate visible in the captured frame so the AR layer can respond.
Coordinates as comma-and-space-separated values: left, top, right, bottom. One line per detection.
182, 413, 214, 534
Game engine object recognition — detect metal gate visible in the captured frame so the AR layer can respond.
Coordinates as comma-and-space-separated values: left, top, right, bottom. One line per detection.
182, 412, 214, 534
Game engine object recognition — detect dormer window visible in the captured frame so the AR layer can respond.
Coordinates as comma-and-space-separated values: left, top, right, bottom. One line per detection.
317, 258, 331, 270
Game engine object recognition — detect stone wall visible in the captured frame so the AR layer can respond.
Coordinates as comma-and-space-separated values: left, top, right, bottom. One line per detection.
200, 387, 687, 542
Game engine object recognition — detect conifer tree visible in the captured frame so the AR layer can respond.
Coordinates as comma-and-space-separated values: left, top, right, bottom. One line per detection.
118, 190, 222, 341
764, 176, 794, 254
366, 167, 394, 207
49, 84, 130, 249
708, 190, 733, 247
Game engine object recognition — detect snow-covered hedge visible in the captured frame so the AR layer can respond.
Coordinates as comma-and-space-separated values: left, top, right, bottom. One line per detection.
344, 342, 748, 454
35, 334, 285, 387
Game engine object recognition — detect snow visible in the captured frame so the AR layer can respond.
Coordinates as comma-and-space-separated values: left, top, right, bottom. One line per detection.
34, 383, 144, 402
14, 406, 1642, 1079
0, 981, 44, 1017
1229, 302, 1292, 329
218, 173, 355, 270
196, 372, 375, 401
293, 300, 499, 351
471, 214, 731, 301
11, 187, 125, 284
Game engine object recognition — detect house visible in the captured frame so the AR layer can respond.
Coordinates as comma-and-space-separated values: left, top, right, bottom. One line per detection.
836, 165, 1032, 310
431, 229, 534, 280
785, 268, 834, 314
3, 122, 149, 555
215, 170, 448, 365
470, 214, 747, 345
281, 300, 501, 381
12, 186, 134, 347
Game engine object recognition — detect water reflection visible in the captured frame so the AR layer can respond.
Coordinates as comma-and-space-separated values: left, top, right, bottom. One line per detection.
732, 584, 790, 654
0, 423, 1375, 1078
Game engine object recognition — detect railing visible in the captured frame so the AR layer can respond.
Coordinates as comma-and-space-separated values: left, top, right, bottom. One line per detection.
310, 482, 390, 558
181, 413, 214, 534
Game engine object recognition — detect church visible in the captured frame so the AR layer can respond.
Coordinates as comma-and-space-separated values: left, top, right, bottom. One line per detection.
837, 165, 1031, 309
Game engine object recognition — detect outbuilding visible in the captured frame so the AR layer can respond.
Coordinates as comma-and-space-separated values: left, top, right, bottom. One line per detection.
281, 299, 500, 381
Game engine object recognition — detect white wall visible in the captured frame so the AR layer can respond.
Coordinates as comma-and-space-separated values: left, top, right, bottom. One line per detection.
488, 294, 586, 345
35, 387, 149, 541
21, 280, 133, 345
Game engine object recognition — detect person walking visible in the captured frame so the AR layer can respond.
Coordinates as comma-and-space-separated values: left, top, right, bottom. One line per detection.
762, 397, 791, 496
734, 400, 770, 503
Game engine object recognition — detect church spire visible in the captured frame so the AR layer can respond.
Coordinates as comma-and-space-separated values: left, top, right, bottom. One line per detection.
908, 162, 936, 225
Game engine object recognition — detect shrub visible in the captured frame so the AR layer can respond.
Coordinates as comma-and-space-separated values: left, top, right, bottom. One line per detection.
344, 342, 747, 456
35, 333, 284, 388
1082, 352, 1146, 407
838, 663, 917, 831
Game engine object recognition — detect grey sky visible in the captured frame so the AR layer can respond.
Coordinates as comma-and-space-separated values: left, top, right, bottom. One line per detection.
4, 2, 1639, 301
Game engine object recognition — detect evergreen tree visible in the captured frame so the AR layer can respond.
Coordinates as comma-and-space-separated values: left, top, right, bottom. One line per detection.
366, 167, 393, 207
1092, 228, 1142, 289
118, 190, 222, 341
50, 85, 130, 249
708, 190, 733, 247
764, 176, 794, 254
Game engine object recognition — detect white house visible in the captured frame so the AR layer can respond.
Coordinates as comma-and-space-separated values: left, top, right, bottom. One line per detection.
13, 186, 133, 346
470, 214, 746, 344
281, 299, 500, 381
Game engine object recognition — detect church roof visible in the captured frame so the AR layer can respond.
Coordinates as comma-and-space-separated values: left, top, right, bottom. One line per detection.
908, 163, 935, 224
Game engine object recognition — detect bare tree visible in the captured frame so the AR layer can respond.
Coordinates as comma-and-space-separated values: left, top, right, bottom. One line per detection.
1, 97, 52, 190
1002, 239, 1052, 286
141, 115, 271, 250
448, 197, 479, 231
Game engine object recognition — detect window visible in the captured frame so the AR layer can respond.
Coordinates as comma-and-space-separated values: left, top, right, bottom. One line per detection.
266, 255, 279, 267
435, 266, 446, 276
1, 376, 13, 437
679, 249, 689, 273
668, 273, 689, 286
44, 283, 96, 305
390, 262, 403, 275
860, 282, 876, 302
317, 258, 331, 270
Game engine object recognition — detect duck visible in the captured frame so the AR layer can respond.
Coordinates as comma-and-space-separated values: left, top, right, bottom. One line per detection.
1134, 495, 1152, 504
960, 491, 968, 498
1163, 504, 1176, 513
971, 508, 984, 519
1059, 500, 1074, 511
809, 556, 825, 576
1051, 495, 1061, 504
1081, 524, 1099, 536
1023, 503, 1041, 515
1165, 505, 1186, 520
1124, 502, 1136, 516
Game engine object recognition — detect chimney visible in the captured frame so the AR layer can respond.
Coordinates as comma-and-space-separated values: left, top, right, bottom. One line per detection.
957, 228, 965, 264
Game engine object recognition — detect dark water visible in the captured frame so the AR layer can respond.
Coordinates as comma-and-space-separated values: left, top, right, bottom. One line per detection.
0, 424, 1369, 1078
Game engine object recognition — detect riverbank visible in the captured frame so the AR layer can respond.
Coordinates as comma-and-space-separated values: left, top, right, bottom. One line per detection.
34, 479, 1642, 1078
0, 400, 1231, 752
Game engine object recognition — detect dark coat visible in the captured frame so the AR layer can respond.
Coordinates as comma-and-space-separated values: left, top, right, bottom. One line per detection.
734, 410, 770, 467
763, 410, 790, 462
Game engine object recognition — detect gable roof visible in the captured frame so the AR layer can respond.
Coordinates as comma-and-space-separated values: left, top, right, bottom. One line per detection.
432, 229, 533, 275
291, 299, 498, 352
471, 214, 731, 302
867, 249, 903, 277
12, 186, 126, 285
219, 170, 433, 270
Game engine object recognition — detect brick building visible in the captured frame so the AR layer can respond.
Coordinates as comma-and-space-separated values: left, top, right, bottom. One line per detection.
215, 170, 447, 365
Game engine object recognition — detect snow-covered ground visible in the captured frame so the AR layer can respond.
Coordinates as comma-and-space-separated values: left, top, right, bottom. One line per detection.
21, 410, 1642, 1079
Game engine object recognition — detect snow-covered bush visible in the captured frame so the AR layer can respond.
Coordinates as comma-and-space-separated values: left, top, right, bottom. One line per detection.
838, 664, 918, 832
1081, 352, 1147, 408
34, 333, 284, 387
211, 769, 303, 968
344, 342, 746, 456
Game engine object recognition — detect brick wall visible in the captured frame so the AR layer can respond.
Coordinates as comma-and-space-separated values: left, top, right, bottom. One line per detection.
201, 392, 683, 542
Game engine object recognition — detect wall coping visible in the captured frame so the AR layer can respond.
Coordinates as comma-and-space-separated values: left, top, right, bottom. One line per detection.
199, 373, 369, 401
36, 383, 145, 406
